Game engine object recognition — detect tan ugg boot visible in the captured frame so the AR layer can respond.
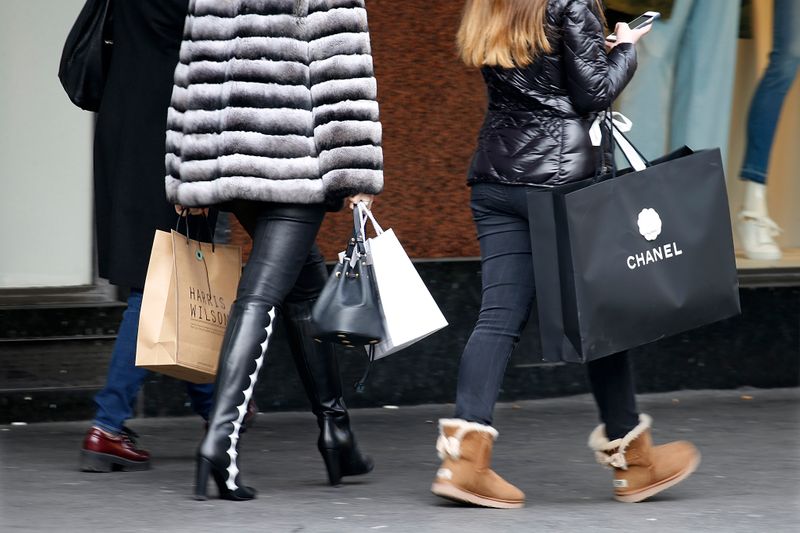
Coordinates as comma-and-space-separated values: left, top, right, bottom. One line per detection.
431, 419, 525, 509
588, 414, 701, 503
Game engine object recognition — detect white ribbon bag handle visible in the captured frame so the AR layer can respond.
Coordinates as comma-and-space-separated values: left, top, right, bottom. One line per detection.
589, 111, 647, 172
355, 202, 385, 259
357, 202, 384, 237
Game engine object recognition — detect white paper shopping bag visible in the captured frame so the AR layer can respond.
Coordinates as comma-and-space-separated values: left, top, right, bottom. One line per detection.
359, 206, 448, 359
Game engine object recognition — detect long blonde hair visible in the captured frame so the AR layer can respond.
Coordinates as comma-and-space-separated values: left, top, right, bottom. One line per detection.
457, 0, 605, 68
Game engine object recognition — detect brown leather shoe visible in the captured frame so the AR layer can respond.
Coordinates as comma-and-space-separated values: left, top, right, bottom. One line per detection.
79, 426, 151, 472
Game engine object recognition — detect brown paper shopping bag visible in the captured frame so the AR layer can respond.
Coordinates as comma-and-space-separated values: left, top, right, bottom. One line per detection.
136, 230, 241, 383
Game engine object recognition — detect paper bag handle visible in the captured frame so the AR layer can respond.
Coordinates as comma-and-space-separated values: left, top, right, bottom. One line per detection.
174, 209, 216, 253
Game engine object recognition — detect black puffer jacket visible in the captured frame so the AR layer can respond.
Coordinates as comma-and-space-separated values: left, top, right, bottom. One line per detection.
468, 0, 637, 188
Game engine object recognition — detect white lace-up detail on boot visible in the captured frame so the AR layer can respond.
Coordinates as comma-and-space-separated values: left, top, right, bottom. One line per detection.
224, 307, 276, 490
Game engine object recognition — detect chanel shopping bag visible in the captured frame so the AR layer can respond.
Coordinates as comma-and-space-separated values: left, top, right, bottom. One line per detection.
357, 204, 448, 360
136, 224, 241, 383
528, 123, 740, 363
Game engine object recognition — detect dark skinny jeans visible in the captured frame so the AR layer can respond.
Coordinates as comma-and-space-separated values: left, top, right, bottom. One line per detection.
454, 183, 639, 439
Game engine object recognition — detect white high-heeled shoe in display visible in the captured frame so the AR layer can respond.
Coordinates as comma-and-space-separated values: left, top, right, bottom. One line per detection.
737, 181, 783, 261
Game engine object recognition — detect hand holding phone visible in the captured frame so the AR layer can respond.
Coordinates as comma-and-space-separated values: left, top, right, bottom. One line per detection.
606, 11, 660, 43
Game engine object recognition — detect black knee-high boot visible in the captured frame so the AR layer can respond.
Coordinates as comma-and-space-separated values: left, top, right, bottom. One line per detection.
194, 300, 276, 501
283, 300, 374, 486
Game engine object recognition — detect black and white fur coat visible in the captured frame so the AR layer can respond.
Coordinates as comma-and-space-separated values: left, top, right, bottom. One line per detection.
165, 0, 383, 207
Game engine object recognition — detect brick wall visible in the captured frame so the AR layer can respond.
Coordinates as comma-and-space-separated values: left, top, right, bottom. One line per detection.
231, 0, 485, 260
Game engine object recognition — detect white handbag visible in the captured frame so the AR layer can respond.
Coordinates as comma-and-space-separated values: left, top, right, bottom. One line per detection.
357, 204, 448, 360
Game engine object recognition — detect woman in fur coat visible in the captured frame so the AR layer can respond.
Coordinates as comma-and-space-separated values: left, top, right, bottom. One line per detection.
166, 0, 383, 500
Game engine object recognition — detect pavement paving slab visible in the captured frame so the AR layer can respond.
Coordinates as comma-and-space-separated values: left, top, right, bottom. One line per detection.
1, 388, 798, 533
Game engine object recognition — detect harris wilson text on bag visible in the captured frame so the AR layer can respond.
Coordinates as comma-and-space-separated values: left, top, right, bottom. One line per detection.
187, 286, 230, 330
136, 230, 241, 383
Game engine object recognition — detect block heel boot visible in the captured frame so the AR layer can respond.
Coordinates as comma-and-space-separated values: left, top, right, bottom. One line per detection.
284, 300, 374, 486
193, 300, 277, 501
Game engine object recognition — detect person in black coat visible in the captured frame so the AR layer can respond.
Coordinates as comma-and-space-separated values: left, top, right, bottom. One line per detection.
79, 0, 218, 472
430, 0, 699, 508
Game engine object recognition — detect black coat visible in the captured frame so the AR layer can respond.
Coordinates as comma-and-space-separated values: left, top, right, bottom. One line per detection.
94, 0, 199, 289
468, 0, 638, 188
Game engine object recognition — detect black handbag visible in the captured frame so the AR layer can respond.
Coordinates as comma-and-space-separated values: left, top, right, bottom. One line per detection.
312, 208, 385, 347
58, 0, 114, 112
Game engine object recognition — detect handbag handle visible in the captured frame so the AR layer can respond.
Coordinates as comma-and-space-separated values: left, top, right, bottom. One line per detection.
340, 207, 368, 271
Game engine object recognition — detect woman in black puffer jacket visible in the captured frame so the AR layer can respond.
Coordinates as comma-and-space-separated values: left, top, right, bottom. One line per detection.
469, 0, 633, 186
431, 0, 700, 509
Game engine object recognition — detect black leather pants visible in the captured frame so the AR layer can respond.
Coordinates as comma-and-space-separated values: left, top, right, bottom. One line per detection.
198, 202, 326, 497
229, 200, 329, 308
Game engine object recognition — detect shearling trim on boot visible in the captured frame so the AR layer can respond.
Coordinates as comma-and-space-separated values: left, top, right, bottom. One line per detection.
437, 419, 499, 460
588, 414, 652, 469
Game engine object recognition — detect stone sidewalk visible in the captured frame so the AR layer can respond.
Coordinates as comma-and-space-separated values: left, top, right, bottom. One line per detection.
1, 388, 798, 532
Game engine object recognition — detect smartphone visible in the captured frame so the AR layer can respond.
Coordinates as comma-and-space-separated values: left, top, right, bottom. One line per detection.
606, 11, 661, 42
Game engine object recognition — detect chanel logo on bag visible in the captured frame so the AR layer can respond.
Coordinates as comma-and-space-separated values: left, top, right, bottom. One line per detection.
637, 208, 662, 241
627, 208, 684, 270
